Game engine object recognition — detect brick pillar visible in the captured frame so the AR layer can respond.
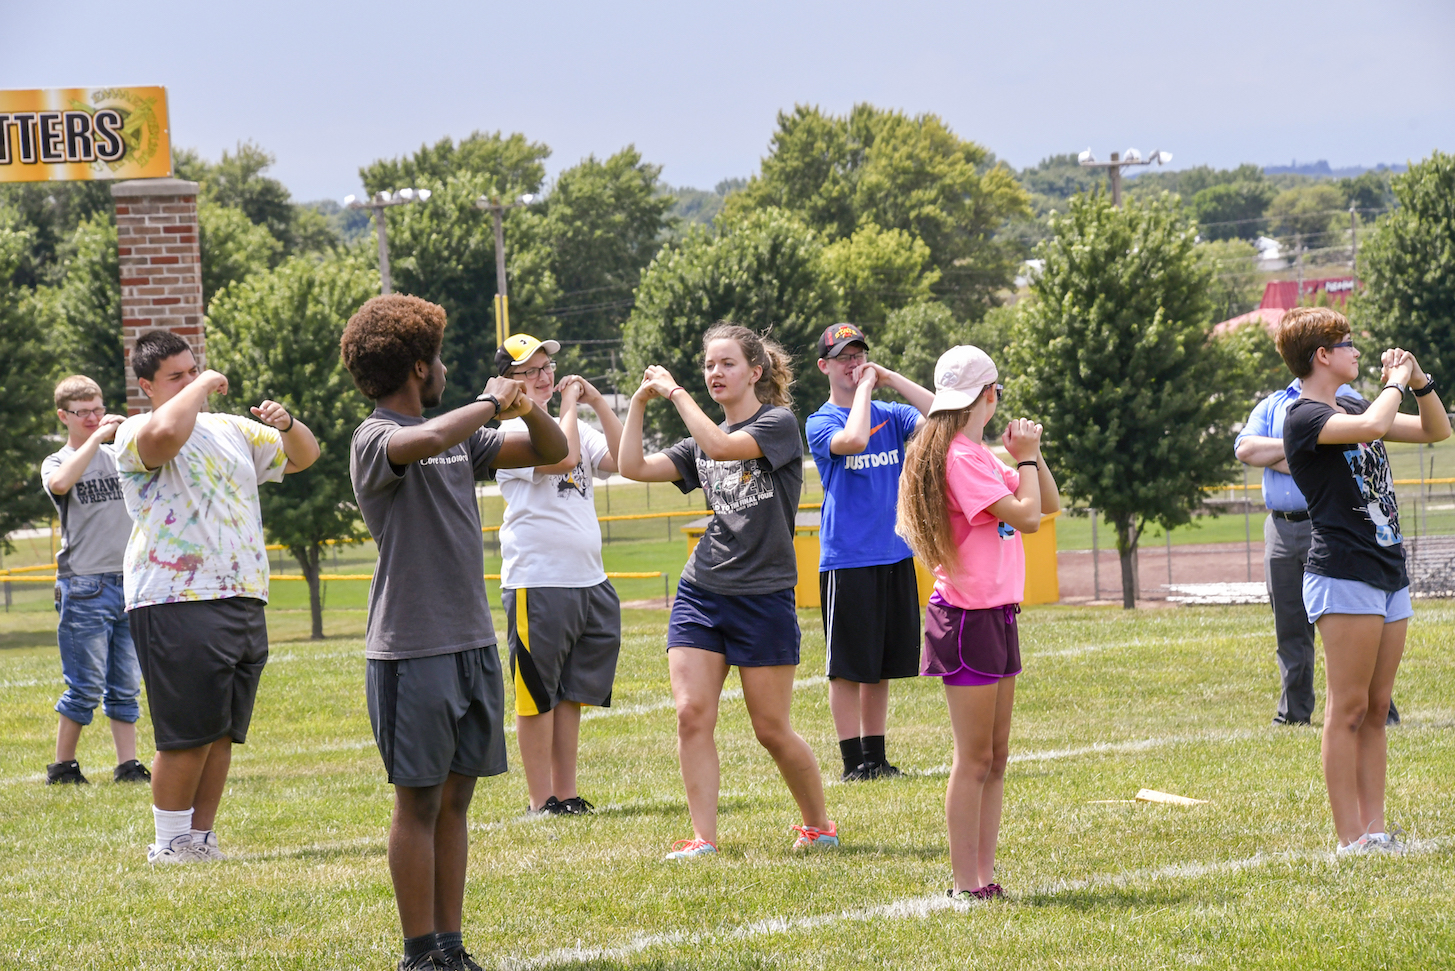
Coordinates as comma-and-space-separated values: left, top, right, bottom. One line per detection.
110, 179, 204, 414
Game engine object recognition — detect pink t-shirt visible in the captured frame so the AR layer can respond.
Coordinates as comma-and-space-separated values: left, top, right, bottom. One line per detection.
932, 434, 1025, 609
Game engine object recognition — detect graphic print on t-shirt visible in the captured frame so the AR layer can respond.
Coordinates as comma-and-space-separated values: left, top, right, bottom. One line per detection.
700, 456, 774, 514
554, 462, 591, 499
997, 521, 1016, 540
1342, 441, 1401, 547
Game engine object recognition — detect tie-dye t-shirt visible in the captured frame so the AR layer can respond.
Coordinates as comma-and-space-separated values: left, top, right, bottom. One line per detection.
113, 412, 287, 609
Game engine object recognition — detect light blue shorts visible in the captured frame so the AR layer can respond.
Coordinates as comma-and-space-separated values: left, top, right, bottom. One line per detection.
1303, 574, 1413, 624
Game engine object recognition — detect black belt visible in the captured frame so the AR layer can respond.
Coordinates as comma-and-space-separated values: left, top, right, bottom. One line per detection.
1270, 509, 1310, 523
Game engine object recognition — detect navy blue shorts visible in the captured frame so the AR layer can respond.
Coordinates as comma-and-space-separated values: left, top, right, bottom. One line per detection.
668, 578, 800, 667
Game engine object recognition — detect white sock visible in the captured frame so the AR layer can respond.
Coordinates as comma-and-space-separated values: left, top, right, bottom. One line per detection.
153, 806, 193, 847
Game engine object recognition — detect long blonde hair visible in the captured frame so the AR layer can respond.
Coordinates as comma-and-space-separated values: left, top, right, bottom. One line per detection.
897, 402, 982, 575
702, 323, 794, 409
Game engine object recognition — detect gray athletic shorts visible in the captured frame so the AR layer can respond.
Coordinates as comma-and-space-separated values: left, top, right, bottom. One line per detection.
503, 581, 622, 716
365, 646, 507, 787
128, 597, 268, 751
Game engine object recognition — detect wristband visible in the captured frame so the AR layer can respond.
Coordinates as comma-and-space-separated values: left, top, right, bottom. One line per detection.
279, 414, 294, 433
1414, 375, 1438, 397
1017, 460, 1039, 469
476, 392, 501, 415
668, 386, 685, 400
1383, 383, 1408, 397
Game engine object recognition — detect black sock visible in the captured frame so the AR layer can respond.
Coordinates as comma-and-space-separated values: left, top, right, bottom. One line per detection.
839, 737, 864, 773
862, 735, 886, 767
403, 934, 436, 960
436, 931, 463, 954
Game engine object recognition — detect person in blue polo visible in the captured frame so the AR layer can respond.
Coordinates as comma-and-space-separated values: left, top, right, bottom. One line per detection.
806, 324, 934, 779
1236, 372, 1398, 727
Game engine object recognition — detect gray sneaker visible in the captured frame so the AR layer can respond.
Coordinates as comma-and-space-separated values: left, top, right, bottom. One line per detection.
191, 829, 227, 861
147, 833, 203, 864
1370, 825, 1407, 854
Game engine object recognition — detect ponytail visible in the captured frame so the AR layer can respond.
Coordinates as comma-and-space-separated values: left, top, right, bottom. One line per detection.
702, 322, 794, 409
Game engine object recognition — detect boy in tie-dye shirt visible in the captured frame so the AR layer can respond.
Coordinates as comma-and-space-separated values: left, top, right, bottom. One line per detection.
113, 330, 319, 865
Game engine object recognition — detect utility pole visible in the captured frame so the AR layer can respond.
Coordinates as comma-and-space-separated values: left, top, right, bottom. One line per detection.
475, 192, 540, 346
1077, 147, 1173, 206
344, 188, 432, 294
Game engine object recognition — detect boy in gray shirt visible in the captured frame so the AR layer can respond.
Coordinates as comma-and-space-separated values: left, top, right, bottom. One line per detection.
343, 295, 566, 971
40, 375, 149, 785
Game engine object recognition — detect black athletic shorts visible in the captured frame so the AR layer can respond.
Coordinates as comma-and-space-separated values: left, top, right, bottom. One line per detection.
820, 557, 922, 682
128, 597, 268, 750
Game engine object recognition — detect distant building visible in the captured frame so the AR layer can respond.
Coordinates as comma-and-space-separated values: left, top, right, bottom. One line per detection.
1213, 275, 1358, 336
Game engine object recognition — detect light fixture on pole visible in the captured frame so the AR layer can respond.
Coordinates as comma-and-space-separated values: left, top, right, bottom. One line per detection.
475, 192, 541, 346
1077, 148, 1173, 206
343, 187, 433, 294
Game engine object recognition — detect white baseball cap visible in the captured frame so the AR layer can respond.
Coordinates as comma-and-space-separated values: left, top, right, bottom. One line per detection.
928, 345, 998, 416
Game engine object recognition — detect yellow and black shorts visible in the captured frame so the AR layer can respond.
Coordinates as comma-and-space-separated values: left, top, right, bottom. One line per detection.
503, 581, 622, 716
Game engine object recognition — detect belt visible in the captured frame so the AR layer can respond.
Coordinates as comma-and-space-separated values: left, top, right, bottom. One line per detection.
1270, 509, 1310, 523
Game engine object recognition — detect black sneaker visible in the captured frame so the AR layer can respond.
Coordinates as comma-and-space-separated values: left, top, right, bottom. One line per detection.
46, 760, 88, 785
398, 949, 454, 970
841, 763, 874, 781
863, 761, 904, 780
527, 795, 567, 816
114, 759, 152, 783
444, 947, 483, 971
559, 796, 595, 815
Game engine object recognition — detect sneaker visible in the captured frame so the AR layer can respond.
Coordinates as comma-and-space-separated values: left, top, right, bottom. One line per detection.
1370, 825, 1408, 854
113, 759, 152, 783
945, 887, 992, 902
191, 829, 227, 861
863, 761, 904, 780
527, 796, 567, 816
443, 947, 483, 971
791, 821, 840, 850
664, 838, 717, 860
46, 760, 88, 785
558, 796, 595, 815
147, 833, 202, 865
1337, 834, 1379, 856
398, 949, 454, 971
841, 763, 875, 782
984, 882, 1006, 899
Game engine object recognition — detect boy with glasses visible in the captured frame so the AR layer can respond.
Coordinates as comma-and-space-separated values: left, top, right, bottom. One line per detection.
807, 324, 934, 779
41, 375, 149, 786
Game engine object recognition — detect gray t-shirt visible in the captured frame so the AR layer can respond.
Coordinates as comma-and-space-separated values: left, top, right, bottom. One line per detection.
41, 445, 131, 578
350, 408, 504, 660
665, 404, 803, 596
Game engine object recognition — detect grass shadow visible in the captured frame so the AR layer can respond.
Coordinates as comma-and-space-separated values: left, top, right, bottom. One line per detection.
1015, 887, 1196, 912
0, 630, 58, 651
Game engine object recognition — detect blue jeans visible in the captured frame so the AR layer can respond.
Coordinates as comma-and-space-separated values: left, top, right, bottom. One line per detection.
55, 573, 141, 725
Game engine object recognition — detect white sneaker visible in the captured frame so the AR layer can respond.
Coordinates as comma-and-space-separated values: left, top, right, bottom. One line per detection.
191, 830, 227, 862
1370, 826, 1407, 854
1337, 835, 1376, 856
147, 833, 203, 864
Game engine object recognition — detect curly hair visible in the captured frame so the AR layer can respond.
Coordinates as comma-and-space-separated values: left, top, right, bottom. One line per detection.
340, 295, 447, 400
701, 323, 794, 408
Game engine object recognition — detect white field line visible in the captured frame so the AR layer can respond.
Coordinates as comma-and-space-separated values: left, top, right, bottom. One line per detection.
497, 840, 1442, 970
582, 675, 827, 722
909, 728, 1261, 778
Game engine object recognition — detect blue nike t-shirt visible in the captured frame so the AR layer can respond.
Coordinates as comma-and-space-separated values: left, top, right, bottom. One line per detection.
806, 399, 922, 571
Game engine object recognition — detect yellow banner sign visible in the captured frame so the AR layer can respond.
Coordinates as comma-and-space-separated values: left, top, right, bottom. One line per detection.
0, 86, 172, 183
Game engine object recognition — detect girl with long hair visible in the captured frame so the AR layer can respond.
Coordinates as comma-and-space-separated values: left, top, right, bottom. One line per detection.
619, 323, 837, 860
897, 345, 1060, 900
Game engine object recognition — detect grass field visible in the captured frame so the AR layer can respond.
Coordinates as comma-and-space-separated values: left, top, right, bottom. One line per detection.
4, 598, 1455, 970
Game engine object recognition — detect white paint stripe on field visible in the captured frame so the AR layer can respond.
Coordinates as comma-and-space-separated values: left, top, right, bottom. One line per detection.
582, 675, 827, 722
497, 840, 1442, 970
909, 728, 1261, 778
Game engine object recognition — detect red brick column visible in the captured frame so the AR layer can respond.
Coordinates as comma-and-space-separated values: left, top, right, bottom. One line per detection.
109, 179, 204, 414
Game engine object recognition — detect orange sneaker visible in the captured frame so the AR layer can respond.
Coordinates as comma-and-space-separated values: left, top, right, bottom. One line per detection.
664, 837, 718, 860
791, 821, 840, 850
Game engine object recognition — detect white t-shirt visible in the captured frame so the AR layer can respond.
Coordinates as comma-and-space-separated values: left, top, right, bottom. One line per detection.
497, 417, 611, 589
113, 412, 287, 609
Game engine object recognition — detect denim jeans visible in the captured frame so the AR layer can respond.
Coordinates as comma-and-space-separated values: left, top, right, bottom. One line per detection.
54, 573, 141, 724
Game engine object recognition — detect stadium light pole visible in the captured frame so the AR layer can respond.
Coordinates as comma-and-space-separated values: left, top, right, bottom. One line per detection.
1077, 148, 1173, 206
475, 192, 540, 345
343, 188, 433, 294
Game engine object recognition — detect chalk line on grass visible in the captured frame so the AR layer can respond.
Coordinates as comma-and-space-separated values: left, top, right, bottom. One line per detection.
909, 728, 1261, 778
581, 676, 827, 722
497, 840, 1443, 970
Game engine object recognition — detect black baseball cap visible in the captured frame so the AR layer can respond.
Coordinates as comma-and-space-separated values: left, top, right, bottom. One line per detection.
816, 323, 869, 359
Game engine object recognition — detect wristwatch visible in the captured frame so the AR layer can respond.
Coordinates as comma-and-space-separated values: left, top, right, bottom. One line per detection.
1414, 375, 1438, 397
476, 392, 501, 415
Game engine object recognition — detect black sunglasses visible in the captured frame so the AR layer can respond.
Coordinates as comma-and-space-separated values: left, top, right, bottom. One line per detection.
1308, 339, 1354, 365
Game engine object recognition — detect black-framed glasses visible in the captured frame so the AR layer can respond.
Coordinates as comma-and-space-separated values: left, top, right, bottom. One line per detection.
1309, 339, 1354, 365
512, 360, 556, 380
62, 406, 105, 419
992, 384, 1004, 402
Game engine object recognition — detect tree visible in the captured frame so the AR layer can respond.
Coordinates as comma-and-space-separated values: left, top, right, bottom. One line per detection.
1358, 151, 1455, 381
820, 222, 939, 325
1191, 182, 1275, 241
1340, 170, 1396, 215
1267, 183, 1345, 242
0, 181, 113, 289
199, 202, 281, 306
1197, 238, 1263, 322
1006, 191, 1247, 608
206, 251, 380, 638
0, 222, 57, 548
51, 213, 125, 404
177, 143, 339, 258
868, 301, 968, 390
622, 207, 839, 440
725, 104, 1029, 320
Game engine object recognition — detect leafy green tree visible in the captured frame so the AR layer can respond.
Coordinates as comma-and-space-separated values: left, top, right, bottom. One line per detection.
0, 223, 57, 547
1358, 151, 1455, 381
1128, 163, 1266, 200
177, 143, 338, 258
50, 213, 125, 404
1006, 191, 1246, 608
868, 301, 969, 390
1197, 238, 1263, 322
1219, 319, 1290, 402
206, 251, 380, 638
725, 104, 1029, 320
361, 131, 549, 199
1191, 182, 1275, 240
0, 182, 113, 288
1340, 170, 1396, 215
623, 207, 839, 440
1268, 183, 1345, 242
821, 222, 939, 325
199, 202, 281, 306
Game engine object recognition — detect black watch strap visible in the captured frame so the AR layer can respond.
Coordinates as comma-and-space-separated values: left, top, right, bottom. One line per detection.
1414, 375, 1438, 397
476, 392, 501, 414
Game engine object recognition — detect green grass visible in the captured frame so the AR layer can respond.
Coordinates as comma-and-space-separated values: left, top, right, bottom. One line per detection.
4, 598, 1455, 969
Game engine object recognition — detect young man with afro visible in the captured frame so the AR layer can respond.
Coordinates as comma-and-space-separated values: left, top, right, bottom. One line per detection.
342, 295, 567, 971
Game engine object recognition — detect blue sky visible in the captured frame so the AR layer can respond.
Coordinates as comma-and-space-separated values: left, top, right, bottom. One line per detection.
6, 0, 1452, 201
